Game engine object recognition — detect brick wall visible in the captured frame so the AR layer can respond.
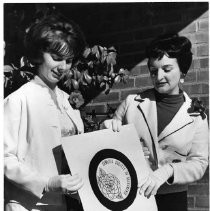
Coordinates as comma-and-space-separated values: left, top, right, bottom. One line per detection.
58, 3, 209, 211
59, 2, 209, 114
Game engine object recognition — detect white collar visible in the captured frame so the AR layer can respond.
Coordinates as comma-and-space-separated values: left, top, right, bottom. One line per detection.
34, 75, 58, 93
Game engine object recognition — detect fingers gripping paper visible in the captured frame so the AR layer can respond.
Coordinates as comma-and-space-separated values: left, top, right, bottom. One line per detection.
61, 124, 157, 211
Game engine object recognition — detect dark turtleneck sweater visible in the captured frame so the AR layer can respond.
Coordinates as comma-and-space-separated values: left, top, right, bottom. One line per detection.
155, 90, 185, 136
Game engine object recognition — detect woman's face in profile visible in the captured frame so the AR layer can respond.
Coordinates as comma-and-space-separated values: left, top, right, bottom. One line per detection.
148, 55, 182, 95
37, 52, 72, 88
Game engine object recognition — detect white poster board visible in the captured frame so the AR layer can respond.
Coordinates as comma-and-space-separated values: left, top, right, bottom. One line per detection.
61, 124, 157, 211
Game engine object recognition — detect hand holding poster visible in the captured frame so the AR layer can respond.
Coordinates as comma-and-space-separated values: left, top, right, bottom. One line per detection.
61, 124, 157, 211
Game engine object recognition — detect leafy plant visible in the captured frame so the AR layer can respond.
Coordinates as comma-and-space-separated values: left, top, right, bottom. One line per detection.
4, 64, 35, 97
81, 103, 117, 132
4, 45, 129, 108
59, 45, 129, 108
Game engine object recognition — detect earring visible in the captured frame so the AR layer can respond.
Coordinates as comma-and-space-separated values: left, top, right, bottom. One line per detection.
180, 78, 184, 83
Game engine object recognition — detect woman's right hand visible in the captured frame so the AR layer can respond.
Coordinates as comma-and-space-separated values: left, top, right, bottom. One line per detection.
45, 174, 83, 195
100, 119, 122, 132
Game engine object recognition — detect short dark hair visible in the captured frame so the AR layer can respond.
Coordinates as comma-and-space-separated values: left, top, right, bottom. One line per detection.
24, 14, 86, 66
145, 33, 192, 74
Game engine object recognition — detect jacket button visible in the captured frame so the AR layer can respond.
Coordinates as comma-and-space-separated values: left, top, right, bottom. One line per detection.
161, 145, 168, 150
172, 159, 181, 163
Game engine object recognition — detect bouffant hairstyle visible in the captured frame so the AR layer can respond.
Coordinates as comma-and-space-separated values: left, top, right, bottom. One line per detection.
24, 14, 86, 66
145, 33, 193, 75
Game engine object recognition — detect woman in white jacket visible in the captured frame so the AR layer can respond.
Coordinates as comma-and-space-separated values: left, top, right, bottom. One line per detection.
4, 14, 86, 211
102, 34, 209, 211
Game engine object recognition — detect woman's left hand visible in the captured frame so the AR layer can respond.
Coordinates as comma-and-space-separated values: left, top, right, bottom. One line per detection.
138, 164, 174, 198
100, 119, 122, 132
45, 174, 84, 194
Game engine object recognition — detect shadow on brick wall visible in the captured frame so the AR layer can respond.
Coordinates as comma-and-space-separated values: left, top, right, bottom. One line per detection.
55, 2, 208, 67
4, 2, 208, 69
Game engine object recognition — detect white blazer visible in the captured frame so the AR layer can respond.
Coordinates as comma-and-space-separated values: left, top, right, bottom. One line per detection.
4, 76, 84, 210
113, 89, 209, 194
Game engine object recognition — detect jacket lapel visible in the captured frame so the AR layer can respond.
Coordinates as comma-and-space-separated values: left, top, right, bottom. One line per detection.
158, 92, 194, 142
136, 91, 159, 164
137, 98, 158, 142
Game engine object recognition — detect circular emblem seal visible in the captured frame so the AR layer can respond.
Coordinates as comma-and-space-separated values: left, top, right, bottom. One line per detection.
89, 149, 138, 210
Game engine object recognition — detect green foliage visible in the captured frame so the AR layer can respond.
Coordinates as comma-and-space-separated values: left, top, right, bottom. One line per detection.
4, 44, 129, 108
4, 64, 35, 97
59, 45, 129, 107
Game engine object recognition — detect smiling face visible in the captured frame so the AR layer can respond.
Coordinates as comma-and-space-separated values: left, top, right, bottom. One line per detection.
37, 52, 72, 89
148, 55, 182, 95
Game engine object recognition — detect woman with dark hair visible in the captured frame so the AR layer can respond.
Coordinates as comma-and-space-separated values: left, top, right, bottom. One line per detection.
4, 14, 86, 211
101, 34, 208, 211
